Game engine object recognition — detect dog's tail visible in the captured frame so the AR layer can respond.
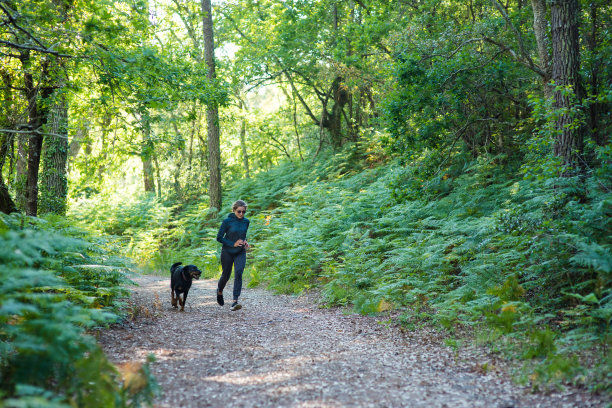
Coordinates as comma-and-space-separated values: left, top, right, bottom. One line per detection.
170, 262, 182, 273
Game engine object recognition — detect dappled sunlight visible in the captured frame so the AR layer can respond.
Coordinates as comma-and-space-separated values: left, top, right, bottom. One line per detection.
296, 400, 344, 408
205, 368, 299, 386
272, 355, 328, 367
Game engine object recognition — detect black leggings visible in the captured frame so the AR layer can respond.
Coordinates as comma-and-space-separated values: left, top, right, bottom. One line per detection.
218, 250, 246, 300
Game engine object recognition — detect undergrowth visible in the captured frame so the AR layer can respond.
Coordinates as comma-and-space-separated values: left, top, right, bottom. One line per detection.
70, 143, 612, 394
0, 213, 158, 407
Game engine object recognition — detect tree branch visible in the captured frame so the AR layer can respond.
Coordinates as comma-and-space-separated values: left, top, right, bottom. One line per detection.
428, 38, 487, 59
170, 0, 202, 60
283, 70, 321, 125
353, 0, 370, 14
245, 71, 284, 92
489, 0, 541, 76
441, 50, 504, 87
0, 40, 72, 57
0, 2, 48, 49
0, 127, 69, 139
482, 37, 546, 78
268, 135, 291, 158
287, 68, 326, 100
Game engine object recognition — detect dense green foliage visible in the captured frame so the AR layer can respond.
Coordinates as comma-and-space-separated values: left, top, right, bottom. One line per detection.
0, 213, 158, 407
73, 138, 610, 392
2, 0, 611, 403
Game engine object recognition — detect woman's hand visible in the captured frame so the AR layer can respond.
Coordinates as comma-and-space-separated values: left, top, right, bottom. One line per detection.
234, 239, 245, 247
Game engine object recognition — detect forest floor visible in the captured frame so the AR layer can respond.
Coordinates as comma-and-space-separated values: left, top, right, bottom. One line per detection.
99, 275, 606, 408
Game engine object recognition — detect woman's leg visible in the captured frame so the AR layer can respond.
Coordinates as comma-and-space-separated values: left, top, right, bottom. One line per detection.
218, 250, 234, 293
232, 251, 247, 301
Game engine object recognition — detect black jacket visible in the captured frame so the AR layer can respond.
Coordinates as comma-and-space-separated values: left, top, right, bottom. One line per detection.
216, 213, 250, 255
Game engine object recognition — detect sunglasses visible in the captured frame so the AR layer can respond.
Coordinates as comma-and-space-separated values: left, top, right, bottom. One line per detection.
236, 210, 246, 214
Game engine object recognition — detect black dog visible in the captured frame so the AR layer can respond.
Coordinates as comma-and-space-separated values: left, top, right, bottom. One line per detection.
170, 262, 202, 311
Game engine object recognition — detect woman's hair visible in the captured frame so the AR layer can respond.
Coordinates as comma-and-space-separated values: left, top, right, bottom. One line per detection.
232, 200, 248, 211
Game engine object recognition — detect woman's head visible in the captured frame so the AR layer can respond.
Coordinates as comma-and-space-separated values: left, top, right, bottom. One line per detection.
232, 200, 248, 219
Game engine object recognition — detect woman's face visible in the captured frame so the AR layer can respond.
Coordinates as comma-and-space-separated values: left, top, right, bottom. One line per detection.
234, 206, 247, 220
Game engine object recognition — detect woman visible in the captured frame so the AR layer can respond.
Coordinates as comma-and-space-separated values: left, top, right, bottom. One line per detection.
216, 200, 250, 311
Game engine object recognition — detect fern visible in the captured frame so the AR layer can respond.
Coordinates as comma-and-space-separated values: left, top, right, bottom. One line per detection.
0, 213, 157, 406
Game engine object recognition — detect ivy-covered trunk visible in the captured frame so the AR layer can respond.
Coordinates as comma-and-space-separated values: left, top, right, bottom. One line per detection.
14, 133, 28, 211
39, 89, 68, 215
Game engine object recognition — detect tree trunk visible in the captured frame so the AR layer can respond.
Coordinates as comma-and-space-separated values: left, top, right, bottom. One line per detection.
329, 76, 349, 148
202, 0, 222, 212
0, 132, 18, 214
154, 152, 162, 199
68, 124, 88, 159
189, 107, 196, 169
21, 51, 52, 217
142, 115, 155, 193
97, 113, 112, 184
143, 152, 155, 193
197, 116, 207, 174
0, 70, 18, 214
550, 0, 584, 170
240, 116, 250, 177
25, 103, 50, 217
39, 89, 69, 215
586, 3, 606, 147
531, 0, 552, 98
170, 118, 184, 199
38, 0, 72, 215
238, 98, 251, 176
14, 134, 28, 210
291, 91, 304, 162
25, 89, 52, 217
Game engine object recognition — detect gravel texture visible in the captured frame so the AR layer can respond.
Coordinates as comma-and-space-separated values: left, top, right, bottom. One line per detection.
99, 275, 606, 408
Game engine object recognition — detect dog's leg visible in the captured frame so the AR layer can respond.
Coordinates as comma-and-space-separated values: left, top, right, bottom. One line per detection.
179, 293, 185, 311
181, 291, 189, 312
171, 288, 177, 308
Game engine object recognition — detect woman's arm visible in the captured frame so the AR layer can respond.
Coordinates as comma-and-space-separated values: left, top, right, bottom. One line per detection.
243, 220, 250, 248
216, 219, 235, 247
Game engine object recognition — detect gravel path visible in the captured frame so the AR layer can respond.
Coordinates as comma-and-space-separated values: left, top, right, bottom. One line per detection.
99, 275, 605, 408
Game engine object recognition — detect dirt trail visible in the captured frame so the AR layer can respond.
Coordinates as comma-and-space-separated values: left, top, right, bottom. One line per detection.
99, 275, 604, 408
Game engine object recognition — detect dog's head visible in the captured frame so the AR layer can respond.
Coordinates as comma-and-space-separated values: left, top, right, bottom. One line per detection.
184, 265, 202, 280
